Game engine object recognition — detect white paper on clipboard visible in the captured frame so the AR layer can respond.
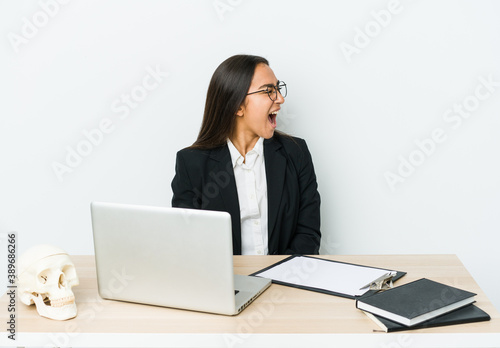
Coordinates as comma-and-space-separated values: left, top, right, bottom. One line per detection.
254, 256, 397, 297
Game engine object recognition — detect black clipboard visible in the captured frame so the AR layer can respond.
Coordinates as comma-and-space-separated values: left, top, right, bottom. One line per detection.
250, 255, 406, 300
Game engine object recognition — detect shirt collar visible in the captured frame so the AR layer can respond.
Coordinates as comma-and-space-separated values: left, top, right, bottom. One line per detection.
251, 137, 265, 157
227, 137, 264, 168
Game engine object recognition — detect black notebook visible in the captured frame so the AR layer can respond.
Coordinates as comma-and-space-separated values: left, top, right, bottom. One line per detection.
356, 278, 476, 326
363, 304, 490, 332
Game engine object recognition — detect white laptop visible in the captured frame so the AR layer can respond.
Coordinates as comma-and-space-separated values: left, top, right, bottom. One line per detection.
90, 201, 271, 315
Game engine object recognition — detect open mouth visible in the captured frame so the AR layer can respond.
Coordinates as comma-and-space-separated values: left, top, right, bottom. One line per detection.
268, 110, 278, 128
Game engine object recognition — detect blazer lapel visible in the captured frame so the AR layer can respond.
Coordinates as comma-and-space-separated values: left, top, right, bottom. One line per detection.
209, 145, 242, 254
264, 137, 286, 244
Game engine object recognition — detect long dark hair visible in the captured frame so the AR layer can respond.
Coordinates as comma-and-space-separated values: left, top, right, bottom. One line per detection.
191, 55, 269, 149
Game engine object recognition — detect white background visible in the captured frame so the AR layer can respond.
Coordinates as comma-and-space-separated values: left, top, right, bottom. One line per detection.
1, 0, 499, 311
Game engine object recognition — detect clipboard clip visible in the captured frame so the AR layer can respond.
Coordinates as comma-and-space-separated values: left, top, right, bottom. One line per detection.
359, 272, 395, 291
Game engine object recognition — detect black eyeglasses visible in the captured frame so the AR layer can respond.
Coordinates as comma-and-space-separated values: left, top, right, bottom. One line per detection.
246, 81, 287, 101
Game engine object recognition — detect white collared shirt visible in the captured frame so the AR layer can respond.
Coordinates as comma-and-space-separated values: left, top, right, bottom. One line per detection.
227, 137, 269, 255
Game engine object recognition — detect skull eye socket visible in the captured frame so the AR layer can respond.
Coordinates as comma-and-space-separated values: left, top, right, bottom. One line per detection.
62, 265, 76, 284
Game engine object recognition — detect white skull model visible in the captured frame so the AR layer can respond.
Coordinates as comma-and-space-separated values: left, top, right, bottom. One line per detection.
17, 244, 79, 320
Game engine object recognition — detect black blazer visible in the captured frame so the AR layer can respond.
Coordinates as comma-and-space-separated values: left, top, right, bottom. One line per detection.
171, 133, 321, 255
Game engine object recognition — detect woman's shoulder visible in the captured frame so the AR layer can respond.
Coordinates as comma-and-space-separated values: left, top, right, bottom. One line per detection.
175, 144, 227, 162
271, 132, 309, 155
177, 146, 209, 156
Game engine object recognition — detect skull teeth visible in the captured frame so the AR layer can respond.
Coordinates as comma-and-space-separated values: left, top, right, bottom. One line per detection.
49, 295, 75, 308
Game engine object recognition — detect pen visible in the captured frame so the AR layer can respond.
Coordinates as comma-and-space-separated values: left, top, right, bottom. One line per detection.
359, 272, 394, 290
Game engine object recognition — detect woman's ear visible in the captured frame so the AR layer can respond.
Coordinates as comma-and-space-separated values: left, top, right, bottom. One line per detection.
236, 104, 245, 117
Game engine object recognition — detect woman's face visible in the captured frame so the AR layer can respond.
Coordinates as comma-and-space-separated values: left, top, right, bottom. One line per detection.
236, 63, 285, 140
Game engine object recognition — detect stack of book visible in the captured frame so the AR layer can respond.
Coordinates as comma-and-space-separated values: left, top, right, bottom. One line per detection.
356, 278, 490, 332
